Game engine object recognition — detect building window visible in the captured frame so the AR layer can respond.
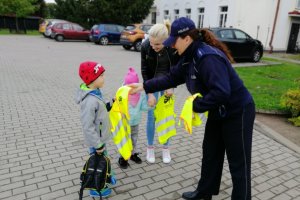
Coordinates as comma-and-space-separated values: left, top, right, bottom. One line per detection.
164, 10, 170, 20
186, 8, 191, 19
198, 7, 205, 28
151, 12, 156, 24
219, 6, 228, 27
174, 9, 180, 20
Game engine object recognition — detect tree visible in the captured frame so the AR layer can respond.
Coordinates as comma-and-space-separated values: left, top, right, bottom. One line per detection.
45, 3, 56, 18
53, 0, 154, 28
34, 0, 47, 18
0, 0, 38, 32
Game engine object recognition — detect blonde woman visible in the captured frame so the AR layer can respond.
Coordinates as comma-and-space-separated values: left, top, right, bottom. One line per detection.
140, 21, 179, 164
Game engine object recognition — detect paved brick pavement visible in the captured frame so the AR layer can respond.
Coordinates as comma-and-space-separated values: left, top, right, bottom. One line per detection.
0, 36, 299, 200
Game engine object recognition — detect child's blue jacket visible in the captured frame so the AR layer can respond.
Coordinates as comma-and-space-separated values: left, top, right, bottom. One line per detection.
129, 92, 149, 126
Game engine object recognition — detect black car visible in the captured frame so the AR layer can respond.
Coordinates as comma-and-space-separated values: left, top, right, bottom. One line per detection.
210, 28, 263, 62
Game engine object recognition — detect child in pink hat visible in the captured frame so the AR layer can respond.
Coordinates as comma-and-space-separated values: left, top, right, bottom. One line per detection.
118, 67, 150, 169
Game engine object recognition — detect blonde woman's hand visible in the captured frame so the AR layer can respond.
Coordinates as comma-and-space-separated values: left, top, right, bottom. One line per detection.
164, 88, 174, 97
128, 83, 144, 94
147, 93, 156, 107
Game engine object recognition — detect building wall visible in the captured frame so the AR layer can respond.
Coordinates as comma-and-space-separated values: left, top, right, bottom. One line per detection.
146, 0, 300, 51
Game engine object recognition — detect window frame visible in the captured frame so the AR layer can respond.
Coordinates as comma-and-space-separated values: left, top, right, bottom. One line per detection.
164, 10, 170, 20
174, 9, 180, 20
219, 6, 228, 27
198, 7, 205, 28
186, 8, 191, 19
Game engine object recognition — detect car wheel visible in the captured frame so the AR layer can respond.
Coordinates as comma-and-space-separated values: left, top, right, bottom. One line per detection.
55, 35, 64, 42
122, 45, 131, 50
133, 40, 142, 52
252, 49, 261, 62
100, 36, 109, 45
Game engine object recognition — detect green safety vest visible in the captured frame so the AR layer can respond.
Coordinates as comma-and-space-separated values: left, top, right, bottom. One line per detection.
179, 93, 208, 134
109, 86, 132, 160
154, 95, 176, 144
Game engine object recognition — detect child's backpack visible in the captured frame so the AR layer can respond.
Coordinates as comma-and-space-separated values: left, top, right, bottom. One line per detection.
79, 153, 112, 200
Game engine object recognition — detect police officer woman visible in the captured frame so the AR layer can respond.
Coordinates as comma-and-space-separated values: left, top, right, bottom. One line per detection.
130, 17, 255, 200
141, 21, 178, 164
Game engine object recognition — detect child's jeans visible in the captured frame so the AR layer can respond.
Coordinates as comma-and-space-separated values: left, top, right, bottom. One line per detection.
146, 91, 170, 147
131, 125, 139, 153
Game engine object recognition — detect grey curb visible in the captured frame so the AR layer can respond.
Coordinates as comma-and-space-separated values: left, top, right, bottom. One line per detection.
255, 120, 300, 154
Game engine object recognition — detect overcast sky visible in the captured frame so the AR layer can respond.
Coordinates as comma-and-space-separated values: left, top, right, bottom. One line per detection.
45, 0, 55, 3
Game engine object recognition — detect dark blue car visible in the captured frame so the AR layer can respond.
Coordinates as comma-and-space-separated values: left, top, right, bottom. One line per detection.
90, 24, 125, 45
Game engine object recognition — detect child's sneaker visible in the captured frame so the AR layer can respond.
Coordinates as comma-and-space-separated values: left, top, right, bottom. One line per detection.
118, 157, 129, 169
146, 147, 155, 163
110, 176, 117, 185
130, 153, 142, 164
162, 148, 171, 163
89, 188, 111, 198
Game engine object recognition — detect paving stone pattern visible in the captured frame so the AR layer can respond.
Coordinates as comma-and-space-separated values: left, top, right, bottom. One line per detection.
0, 36, 299, 200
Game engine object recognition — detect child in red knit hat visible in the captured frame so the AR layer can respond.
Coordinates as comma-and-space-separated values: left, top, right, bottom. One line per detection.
75, 61, 116, 198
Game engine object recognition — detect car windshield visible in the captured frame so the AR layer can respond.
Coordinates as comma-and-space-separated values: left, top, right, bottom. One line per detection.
124, 25, 136, 31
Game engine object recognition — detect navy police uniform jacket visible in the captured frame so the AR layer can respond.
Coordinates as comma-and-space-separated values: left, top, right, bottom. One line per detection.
143, 40, 254, 119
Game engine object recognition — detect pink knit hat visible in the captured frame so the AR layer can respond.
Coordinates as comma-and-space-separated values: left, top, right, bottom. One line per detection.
124, 67, 139, 85
124, 67, 140, 107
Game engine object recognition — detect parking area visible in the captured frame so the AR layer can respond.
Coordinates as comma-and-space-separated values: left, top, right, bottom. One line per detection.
0, 36, 299, 200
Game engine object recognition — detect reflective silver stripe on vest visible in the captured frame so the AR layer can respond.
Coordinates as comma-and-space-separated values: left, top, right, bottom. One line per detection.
156, 115, 174, 127
111, 119, 122, 138
111, 115, 129, 150
116, 136, 129, 150
157, 124, 176, 137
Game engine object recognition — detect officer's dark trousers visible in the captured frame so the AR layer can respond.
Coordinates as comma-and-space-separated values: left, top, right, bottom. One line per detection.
196, 103, 255, 200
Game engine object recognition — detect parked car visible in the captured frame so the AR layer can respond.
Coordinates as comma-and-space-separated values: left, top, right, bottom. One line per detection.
89, 24, 125, 45
39, 19, 50, 36
51, 22, 90, 42
120, 24, 153, 52
44, 19, 69, 38
210, 28, 264, 62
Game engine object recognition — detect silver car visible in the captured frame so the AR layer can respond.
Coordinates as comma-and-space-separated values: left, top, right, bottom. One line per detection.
44, 19, 68, 38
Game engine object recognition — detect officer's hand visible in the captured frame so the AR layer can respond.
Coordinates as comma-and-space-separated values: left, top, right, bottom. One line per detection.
164, 88, 174, 97
148, 93, 156, 107
128, 83, 144, 94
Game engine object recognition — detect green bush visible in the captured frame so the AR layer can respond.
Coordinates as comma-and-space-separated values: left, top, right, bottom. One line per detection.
281, 79, 300, 126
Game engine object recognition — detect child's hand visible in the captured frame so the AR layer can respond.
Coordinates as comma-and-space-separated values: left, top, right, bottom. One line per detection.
148, 93, 156, 107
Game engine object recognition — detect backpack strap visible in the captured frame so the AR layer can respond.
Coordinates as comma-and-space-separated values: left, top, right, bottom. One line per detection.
79, 157, 90, 200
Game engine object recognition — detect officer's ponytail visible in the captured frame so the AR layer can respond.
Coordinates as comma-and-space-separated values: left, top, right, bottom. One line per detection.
183, 29, 235, 63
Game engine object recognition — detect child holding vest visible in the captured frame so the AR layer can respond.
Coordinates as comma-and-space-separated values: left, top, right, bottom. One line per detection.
75, 61, 116, 198
118, 67, 149, 169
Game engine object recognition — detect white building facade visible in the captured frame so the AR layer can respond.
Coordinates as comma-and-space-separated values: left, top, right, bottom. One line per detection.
144, 0, 300, 53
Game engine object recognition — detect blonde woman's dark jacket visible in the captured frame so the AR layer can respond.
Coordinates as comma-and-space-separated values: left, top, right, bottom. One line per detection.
141, 39, 179, 82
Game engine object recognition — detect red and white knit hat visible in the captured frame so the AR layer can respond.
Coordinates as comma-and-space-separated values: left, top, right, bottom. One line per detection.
79, 61, 105, 85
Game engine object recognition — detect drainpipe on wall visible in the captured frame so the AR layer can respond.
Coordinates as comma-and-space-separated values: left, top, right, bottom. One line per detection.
269, 0, 281, 53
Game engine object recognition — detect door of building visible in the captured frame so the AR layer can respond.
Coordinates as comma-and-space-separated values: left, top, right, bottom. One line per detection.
287, 23, 300, 53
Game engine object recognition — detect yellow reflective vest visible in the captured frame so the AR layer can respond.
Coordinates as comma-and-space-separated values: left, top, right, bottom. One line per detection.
154, 95, 176, 144
109, 86, 133, 160
179, 93, 208, 134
